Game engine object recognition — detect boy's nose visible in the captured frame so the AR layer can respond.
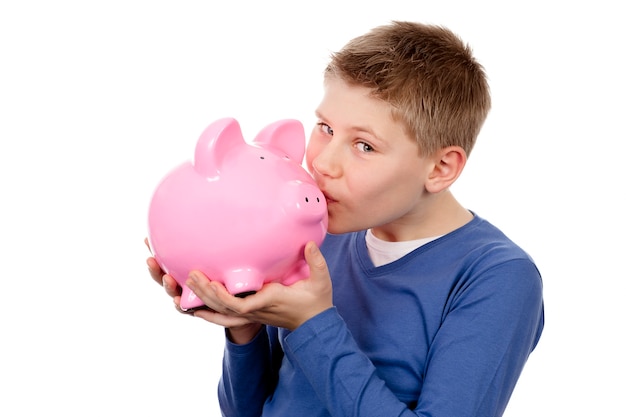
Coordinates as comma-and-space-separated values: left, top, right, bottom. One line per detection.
311, 143, 341, 179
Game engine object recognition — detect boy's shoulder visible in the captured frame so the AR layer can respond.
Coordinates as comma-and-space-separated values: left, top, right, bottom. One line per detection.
437, 213, 534, 262
321, 213, 538, 275
439, 214, 541, 288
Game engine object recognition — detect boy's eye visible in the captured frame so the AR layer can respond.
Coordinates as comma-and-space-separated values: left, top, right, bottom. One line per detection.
318, 122, 333, 136
356, 141, 374, 153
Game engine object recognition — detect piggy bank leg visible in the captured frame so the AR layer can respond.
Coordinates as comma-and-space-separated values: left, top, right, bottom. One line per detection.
179, 284, 206, 311
224, 269, 263, 298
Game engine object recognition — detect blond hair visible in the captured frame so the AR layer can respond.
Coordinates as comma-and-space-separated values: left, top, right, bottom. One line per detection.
326, 21, 491, 157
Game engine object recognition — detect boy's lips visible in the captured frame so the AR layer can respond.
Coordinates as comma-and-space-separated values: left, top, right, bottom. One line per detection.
321, 190, 337, 204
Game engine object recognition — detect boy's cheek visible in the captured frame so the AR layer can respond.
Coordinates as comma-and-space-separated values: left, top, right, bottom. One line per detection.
304, 142, 319, 174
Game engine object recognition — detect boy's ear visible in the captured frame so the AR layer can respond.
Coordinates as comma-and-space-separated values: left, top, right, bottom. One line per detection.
425, 146, 467, 193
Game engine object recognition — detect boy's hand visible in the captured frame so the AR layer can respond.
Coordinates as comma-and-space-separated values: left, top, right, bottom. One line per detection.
145, 237, 260, 335
145, 237, 183, 310
188, 241, 333, 332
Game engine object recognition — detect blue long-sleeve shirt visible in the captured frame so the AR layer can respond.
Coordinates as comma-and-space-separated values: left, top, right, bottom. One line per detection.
218, 214, 544, 416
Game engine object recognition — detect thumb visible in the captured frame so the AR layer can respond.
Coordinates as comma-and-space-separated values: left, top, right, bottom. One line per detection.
304, 241, 327, 274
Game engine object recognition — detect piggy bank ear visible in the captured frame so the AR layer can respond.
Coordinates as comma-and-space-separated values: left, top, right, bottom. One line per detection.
193, 118, 246, 179
253, 119, 305, 163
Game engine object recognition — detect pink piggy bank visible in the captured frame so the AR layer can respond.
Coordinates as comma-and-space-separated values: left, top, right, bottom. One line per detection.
147, 117, 328, 311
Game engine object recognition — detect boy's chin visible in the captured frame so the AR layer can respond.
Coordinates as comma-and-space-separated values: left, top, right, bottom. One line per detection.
326, 220, 365, 235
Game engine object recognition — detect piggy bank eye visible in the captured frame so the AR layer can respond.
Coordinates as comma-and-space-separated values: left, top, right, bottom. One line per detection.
259, 156, 265, 160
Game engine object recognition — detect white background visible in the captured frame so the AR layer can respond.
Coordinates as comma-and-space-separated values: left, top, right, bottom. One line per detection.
1, 1, 624, 416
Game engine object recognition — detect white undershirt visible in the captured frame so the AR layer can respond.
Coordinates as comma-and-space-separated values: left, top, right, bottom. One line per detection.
365, 229, 441, 267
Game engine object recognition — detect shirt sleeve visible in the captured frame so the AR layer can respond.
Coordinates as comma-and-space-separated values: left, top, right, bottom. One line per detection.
282, 258, 544, 417
218, 325, 283, 417
417, 259, 544, 416
283, 307, 419, 416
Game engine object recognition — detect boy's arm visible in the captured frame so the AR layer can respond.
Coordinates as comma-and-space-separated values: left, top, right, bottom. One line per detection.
283, 308, 420, 416
417, 259, 544, 416
283, 259, 544, 417
218, 325, 283, 417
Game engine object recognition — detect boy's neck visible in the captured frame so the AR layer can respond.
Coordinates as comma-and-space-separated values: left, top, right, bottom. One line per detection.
371, 190, 472, 242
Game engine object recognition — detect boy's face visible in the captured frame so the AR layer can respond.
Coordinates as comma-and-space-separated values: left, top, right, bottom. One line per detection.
306, 76, 434, 236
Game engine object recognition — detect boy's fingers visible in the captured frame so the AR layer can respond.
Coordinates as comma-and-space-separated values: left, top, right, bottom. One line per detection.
162, 274, 182, 297
144, 237, 152, 253
146, 257, 164, 284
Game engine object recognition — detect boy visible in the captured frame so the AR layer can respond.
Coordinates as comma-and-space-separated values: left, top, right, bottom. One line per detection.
147, 21, 544, 417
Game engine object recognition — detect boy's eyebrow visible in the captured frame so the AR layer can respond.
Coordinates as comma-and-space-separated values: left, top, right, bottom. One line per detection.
314, 109, 382, 139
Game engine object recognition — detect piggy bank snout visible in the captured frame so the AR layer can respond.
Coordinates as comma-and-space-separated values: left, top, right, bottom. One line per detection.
285, 181, 327, 222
